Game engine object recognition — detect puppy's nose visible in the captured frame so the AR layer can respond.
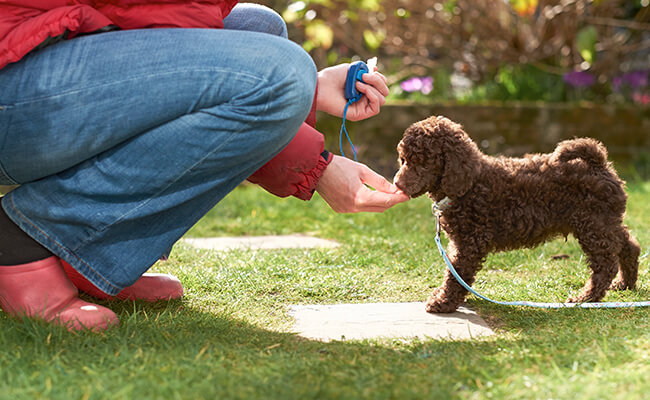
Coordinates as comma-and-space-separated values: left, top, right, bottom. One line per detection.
393, 174, 404, 190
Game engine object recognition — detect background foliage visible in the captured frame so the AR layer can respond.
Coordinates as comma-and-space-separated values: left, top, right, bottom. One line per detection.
259, 0, 649, 104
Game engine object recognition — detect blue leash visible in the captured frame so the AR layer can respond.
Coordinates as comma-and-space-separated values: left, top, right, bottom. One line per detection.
339, 100, 357, 162
432, 203, 650, 309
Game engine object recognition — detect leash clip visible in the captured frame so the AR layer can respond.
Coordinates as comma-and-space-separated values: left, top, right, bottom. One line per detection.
432, 197, 452, 238
432, 203, 441, 237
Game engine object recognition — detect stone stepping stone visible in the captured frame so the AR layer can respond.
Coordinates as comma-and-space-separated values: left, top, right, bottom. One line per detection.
184, 235, 340, 251
289, 302, 494, 342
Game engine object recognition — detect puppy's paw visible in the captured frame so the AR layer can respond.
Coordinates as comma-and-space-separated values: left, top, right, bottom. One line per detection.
425, 292, 460, 313
609, 279, 634, 291
425, 301, 459, 313
566, 296, 584, 304
566, 293, 601, 304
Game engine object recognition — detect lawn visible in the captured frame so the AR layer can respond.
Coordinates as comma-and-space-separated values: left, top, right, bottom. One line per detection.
1, 181, 649, 400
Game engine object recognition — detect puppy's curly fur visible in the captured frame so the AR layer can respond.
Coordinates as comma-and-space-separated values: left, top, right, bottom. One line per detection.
394, 116, 640, 313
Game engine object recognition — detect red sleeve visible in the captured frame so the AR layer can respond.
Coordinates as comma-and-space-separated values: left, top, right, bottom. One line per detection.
0, 5, 113, 70
247, 121, 333, 201
92, 0, 238, 29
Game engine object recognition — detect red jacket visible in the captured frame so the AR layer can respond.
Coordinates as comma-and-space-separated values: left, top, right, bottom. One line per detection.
0, 0, 331, 200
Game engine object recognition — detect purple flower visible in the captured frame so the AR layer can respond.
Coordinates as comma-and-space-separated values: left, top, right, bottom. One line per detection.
401, 76, 434, 94
563, 71, 595, 88
622, 70, 648, 89
612, 70, 649, 92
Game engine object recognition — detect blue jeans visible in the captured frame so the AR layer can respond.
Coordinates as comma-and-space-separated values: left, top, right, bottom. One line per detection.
0, 5, 316, 294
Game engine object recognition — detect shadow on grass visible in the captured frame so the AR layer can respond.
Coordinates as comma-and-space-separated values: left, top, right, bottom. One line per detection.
1, 296, 649, 399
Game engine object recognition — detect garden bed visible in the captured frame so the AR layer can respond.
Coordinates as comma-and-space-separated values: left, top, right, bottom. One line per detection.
318, 102, 650, 178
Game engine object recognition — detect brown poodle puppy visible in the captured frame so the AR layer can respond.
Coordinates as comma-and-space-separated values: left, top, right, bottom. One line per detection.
394, 116, 640, 313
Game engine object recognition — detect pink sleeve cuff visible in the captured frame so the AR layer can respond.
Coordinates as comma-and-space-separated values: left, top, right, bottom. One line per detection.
292, 150, 333, 200
247, 122, 332, 200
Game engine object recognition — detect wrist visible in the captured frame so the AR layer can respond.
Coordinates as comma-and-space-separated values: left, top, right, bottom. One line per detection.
315, 70, 327, 112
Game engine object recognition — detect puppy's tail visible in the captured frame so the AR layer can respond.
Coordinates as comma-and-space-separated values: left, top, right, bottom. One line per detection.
552, 138, 608, 168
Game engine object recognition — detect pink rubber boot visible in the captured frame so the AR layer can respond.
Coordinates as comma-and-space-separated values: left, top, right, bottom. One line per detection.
0, 257, 119, 332
60, 259, 184, 302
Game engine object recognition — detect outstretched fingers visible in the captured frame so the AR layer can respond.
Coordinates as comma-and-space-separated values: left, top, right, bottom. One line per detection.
355, 164, 410, 212
315, 156, 409, 213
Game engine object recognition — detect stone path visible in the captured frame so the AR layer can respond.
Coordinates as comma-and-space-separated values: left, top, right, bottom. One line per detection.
289, 302, 494, 342
185, 235, 494, 341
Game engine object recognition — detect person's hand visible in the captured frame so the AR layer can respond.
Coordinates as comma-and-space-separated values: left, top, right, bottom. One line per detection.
315, 155, 410, 213
315, 63, 389, 121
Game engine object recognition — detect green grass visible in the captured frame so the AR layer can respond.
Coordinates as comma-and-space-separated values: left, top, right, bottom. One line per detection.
2, 182, 650, 399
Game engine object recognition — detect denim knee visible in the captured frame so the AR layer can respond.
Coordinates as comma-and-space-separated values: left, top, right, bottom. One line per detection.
269, 41, 317, 128
223, 3, 288, 38
291, 53, 317, 118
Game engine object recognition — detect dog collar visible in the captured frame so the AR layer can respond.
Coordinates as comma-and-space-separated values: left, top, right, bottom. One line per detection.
432, 197, 453, 214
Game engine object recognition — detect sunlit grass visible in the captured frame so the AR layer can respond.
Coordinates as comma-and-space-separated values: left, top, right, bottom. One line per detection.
1, 182, 649, 399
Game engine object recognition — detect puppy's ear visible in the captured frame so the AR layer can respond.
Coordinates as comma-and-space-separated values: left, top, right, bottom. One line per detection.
438, 119, 480, 198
